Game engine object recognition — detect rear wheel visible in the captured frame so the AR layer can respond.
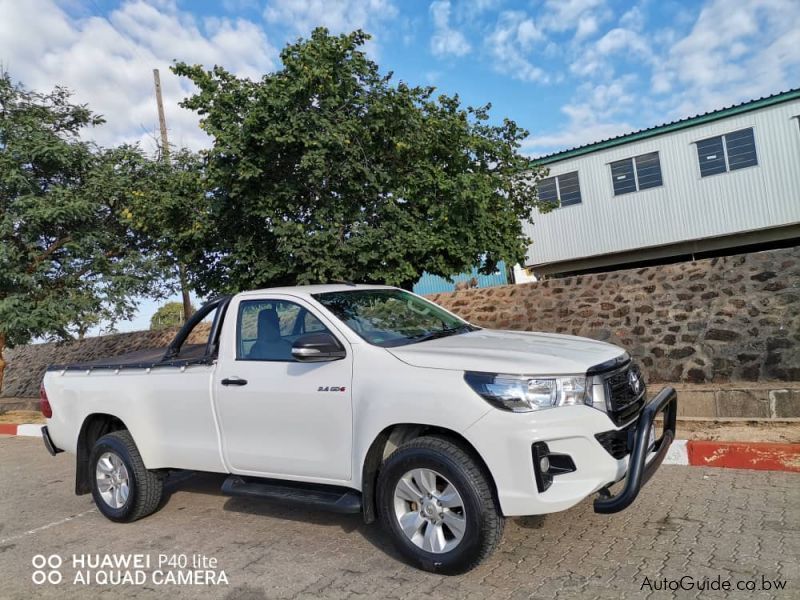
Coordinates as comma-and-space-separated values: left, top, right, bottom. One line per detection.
89, 431, 163, 522
377, 436, 504, 574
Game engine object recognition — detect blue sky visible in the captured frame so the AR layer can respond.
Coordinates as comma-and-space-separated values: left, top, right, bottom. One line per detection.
1, 0, 798, 332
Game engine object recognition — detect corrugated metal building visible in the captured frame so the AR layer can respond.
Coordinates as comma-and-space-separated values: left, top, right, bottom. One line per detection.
413, 261, 508, 295
524, 89, 800, 276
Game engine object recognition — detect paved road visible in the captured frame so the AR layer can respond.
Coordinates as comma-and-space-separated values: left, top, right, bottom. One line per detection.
0, 436, 796, 599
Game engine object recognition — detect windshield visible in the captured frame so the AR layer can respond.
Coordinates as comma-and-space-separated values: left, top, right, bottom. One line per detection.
313, 289, 476, 347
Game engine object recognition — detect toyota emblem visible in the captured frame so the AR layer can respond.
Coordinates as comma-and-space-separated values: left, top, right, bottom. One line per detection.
628, 370, 641, 394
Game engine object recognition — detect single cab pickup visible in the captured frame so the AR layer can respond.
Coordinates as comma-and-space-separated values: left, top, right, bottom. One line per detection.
41, 285, 677, 573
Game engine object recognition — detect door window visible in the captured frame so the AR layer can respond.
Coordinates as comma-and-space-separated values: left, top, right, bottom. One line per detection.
237, 300, 329, 361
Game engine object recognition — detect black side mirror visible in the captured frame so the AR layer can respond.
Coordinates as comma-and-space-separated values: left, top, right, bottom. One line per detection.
291, 332, 346, 362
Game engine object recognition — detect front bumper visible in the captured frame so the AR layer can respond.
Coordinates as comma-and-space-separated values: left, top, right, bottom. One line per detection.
594, 386, 677, 513
464, 386, 678, 517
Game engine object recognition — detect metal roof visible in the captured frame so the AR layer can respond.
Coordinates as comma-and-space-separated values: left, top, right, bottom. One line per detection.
533, 88, 800, 166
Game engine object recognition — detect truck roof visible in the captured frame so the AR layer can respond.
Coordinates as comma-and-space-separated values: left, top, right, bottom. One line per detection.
238, 283, 398, 297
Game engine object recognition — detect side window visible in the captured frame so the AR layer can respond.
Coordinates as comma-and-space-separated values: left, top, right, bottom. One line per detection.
610, 152, 663, 195
696, 127, 757, 177
538, 176, 559, 206
165, 301, 224, 362
237, 300, 331, 361
557, 171, 582, 206
610, 158, 637, 195
537, 171, 582, 207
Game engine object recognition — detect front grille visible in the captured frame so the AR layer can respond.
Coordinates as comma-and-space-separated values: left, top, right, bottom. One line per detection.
604, 363, 646, 425
595, 423, 634, 459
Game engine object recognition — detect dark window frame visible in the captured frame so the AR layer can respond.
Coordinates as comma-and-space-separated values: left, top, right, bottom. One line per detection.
696, 127, 758, 178
609, 152, 663, 196
538, 171, 582, 207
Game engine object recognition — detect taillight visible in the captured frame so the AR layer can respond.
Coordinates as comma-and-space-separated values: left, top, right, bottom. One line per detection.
40, 383, 52, 418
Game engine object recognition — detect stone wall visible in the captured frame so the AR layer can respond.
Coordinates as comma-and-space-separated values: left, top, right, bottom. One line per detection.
429, 246, 800, 384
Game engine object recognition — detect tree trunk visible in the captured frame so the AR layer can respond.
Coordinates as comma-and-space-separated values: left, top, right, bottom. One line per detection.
0, 333, 6, 397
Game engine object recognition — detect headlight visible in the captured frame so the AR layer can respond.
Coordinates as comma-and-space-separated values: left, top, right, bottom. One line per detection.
464, 372, 592, 413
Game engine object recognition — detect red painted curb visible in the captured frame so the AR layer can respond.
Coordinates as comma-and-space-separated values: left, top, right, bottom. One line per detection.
0, 423, 18, 435
687, 441, 800, 472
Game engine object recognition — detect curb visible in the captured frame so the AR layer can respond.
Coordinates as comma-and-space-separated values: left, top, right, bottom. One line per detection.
662, 439, 800, 472
1, 424, 798, 472
0, 423, 43, 437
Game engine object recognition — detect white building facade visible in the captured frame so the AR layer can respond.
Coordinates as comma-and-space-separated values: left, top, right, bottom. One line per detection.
524, 89, 800, 276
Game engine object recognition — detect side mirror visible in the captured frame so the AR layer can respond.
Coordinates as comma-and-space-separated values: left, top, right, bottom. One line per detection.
291, 332, 346, 362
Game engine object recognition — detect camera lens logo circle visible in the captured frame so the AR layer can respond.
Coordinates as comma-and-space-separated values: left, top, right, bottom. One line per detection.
32, 554, 63, 584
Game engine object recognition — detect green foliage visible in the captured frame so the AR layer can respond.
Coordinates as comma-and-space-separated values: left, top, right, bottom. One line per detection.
150, 301, 193, 330
0, 73, 170, 352
174, 28, 548, 294
119, 147, 211, 295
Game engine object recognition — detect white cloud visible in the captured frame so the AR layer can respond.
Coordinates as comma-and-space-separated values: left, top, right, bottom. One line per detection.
574, 15, 599, 40
487, 10, 547, 82
264, 0, 397, 36
569, 26, 653, 77
540, 0, 609, 34
653, 0, 800, 117
523, 121, 634, 157
0, 0, 276, 151
524, 75, 638, 156
532, 0, 800, 158
619, 5, 645, 31
430, 0, 471, 57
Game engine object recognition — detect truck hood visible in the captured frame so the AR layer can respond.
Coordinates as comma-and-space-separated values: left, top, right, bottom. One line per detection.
386, 329, 624, 375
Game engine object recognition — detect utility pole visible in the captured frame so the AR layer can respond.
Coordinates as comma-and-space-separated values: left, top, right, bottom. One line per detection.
153, 68, 192, 323
153, 68, 170, 160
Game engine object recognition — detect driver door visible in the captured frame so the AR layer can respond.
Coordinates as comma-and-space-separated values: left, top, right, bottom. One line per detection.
214, 296, 353, 482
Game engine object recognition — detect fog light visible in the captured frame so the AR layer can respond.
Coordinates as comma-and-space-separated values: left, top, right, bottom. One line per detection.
539, 456, 550, 473
532, 442, 577, 493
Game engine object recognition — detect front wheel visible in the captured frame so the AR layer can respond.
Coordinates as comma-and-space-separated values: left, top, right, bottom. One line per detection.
89, 431, 163, 522
377, 436, 504, 574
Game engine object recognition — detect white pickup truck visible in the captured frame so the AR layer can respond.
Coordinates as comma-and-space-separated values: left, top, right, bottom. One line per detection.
41, 284, 677, 574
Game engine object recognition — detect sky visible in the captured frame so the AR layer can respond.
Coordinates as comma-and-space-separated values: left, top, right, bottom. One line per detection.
1, 0, 799, 333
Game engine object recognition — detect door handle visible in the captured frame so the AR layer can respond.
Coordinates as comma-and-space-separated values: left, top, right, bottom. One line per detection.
221, 377, 248, 386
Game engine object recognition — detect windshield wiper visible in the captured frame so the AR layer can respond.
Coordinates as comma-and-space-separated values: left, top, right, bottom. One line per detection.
407, 324, 475, 344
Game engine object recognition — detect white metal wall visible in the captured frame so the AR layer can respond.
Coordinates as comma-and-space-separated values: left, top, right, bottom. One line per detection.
524, 98, 800, 267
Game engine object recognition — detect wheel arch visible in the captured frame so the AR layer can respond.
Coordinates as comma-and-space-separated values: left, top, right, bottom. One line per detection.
75, 413, 129, 495
360, 423, 500, 524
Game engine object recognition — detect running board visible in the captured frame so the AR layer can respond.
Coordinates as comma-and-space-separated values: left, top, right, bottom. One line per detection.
221, 475, 362, 514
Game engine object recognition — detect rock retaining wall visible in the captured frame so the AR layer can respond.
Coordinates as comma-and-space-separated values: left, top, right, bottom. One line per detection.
429, 246, 800, 384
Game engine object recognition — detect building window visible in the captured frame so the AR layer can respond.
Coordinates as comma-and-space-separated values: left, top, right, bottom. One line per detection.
609, 152, 663, 196
538, 171, 582, 207
696, 127, 757, 177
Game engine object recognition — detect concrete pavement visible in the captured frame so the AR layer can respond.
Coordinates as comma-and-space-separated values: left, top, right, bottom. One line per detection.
0, 436, 796, 599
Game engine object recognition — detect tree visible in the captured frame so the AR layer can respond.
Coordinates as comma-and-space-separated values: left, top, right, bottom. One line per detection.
0, 74, 169, 391
150, 301, 193, 330
120, 146, 211, 311
173, 28, 549, 295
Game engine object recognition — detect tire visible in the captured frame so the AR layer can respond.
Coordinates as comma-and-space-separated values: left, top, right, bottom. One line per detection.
377, 436, 504, 574
89, 430, 163, 523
